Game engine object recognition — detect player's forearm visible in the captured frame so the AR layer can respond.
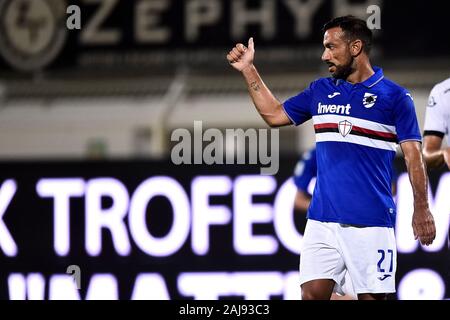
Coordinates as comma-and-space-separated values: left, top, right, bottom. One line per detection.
294, 191, 312, 211
405, 150, 430, 210
445, 147, 450, 169
241, 65, 285, 127
423, 149, 445, 169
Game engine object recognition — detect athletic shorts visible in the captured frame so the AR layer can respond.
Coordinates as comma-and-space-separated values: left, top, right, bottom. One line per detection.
299, 219, 397, 295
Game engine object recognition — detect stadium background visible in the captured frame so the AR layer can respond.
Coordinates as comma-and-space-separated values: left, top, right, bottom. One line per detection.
0, 0, 448, 299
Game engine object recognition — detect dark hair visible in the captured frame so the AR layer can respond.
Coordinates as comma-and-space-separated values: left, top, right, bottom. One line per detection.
322, 15, 373, 54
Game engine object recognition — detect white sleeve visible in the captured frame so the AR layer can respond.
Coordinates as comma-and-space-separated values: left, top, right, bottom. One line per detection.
423, 86, 449, 136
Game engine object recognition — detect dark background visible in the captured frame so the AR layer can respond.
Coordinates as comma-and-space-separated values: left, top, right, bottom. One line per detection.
0, 157, 447, 300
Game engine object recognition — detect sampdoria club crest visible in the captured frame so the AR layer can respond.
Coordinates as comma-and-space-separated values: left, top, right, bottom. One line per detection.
363, 92, 378, 108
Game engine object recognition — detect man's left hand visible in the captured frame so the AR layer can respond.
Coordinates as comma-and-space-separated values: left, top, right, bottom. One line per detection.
412, 208, 436, 246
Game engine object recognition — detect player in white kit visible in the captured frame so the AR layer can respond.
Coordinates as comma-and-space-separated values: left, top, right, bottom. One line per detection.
423, 77, 450, 170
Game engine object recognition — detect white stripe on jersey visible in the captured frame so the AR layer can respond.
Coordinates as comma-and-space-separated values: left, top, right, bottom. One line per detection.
315, 132, 397, 151
313, 114, 397, 134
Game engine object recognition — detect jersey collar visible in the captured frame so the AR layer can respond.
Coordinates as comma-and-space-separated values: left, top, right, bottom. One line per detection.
361, 66, 384, 88
334, 66, 384, 88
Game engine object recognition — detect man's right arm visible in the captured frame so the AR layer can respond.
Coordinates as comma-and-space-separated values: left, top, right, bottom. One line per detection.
227, 38, 292, 128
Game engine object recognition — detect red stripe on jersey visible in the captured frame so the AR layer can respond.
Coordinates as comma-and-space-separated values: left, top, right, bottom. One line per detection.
351, 125, 397, 139
314, 123, 338, 130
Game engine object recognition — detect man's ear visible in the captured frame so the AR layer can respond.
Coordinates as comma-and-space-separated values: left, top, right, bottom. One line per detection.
350, 39, 363, 57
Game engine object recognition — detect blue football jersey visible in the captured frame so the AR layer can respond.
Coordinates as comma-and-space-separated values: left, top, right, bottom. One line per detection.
283, 67, 421, 227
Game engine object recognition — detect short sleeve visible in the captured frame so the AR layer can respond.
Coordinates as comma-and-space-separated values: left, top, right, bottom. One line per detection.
393, 90, 422, 143
293, 149, 317, 195
423, 86, 448, 137
282, 82, 314, 126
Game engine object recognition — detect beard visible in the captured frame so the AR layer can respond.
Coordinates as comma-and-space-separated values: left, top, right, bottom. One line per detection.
327, 57, 354, 80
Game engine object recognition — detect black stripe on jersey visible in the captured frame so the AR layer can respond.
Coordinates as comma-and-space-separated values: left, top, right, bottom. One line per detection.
315, 128, 339, 134
315, 127, 397, 143
423, 130, 445, 138
350, 130, 398, 143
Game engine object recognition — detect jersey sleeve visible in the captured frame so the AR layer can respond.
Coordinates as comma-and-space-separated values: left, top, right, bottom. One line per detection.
293, 149, 317, 195
393, 90, 422, 143
282, 81, 314, 126
423, 86, 448, 138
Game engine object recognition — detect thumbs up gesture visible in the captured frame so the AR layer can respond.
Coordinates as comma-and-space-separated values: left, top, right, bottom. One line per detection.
226, 37, 255, 72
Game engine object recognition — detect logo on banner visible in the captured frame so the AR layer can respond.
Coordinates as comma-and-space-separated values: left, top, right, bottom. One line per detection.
338, 120, 353, 137
0, 0, 67, 71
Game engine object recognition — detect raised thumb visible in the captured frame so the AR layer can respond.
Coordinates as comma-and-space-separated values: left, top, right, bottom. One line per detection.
248, 37, 254, 50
